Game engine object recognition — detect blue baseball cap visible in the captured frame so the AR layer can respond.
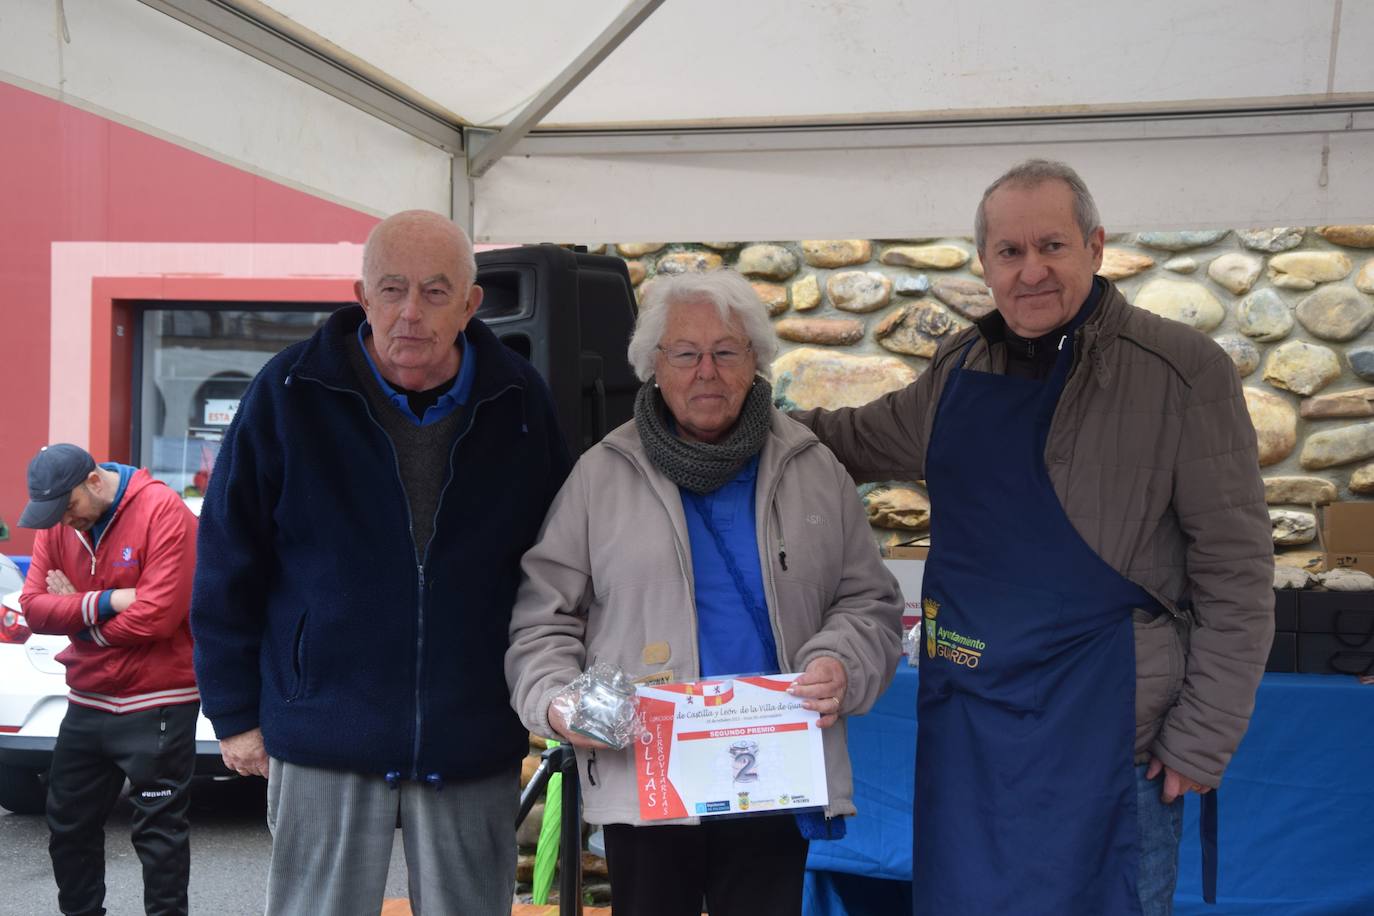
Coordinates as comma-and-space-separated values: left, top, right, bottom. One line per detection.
19, 444, 97, 529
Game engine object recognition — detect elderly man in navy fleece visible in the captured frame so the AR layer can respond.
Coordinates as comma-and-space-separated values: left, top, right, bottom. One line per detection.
190, 211, 571, 916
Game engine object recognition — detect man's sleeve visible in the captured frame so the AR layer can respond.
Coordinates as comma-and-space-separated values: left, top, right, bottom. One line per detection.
1152, 351, 1275, 786
17, 530, 92, 635
190, 386, 279, 740
789, 368, 934, 484
88, 498, 196, 647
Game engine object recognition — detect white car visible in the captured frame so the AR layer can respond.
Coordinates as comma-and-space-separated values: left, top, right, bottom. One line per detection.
0, 556, 227, 815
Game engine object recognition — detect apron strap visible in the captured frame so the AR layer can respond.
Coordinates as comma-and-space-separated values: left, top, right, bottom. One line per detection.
1200, 789, 1219, 904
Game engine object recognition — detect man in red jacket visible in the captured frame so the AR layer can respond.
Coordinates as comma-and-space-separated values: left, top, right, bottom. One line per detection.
18, 443, 199, 916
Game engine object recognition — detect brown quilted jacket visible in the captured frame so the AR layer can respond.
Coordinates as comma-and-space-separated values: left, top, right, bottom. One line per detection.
795, 281, 1274, 786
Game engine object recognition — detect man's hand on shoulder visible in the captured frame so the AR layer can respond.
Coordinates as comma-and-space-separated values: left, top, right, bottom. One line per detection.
1146, 756, 1214, 804
221, 727, 269, 779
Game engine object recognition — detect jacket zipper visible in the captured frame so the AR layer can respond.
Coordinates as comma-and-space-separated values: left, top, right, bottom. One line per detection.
774, 501, 789, 571
759, 445, 811, 670
296, 370, 522, 781
76, 531, 97, 576
75, 480, 139, 577
762, 441, 835, 822
758, 469, 802, 670
73, 483, 142, 634
411, 381, 522, 779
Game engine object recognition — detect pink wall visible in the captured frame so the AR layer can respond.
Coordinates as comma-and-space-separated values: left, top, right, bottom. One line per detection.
0, 82, 380, 554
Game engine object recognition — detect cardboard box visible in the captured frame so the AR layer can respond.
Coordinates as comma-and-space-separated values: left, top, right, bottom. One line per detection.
886, 545, 929, 561
1323, 503, 1374, 550
1326, 553, 1374, 575
1320, 502, 1374, 576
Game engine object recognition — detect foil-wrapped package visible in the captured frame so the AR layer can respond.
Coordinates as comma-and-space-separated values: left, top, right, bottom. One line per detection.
902, 621, 922, 667
550, 662, 643, 750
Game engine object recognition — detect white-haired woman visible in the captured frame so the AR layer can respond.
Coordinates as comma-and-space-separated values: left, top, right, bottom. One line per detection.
506, 269, 902, 916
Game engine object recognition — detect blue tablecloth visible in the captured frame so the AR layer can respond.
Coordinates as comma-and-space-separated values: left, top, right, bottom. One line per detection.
804, 667, 1374, 915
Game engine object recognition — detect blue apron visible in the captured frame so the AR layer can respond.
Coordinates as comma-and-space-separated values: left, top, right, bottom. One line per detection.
914, 336, 1152, 915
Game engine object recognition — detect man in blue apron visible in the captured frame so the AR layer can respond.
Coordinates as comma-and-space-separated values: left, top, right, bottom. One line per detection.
796, 160, 1273, 914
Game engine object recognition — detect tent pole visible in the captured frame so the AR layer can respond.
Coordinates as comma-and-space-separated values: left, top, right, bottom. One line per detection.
136, 0, 463, 152
451, 161, 474, 236
466, 0, 666, 178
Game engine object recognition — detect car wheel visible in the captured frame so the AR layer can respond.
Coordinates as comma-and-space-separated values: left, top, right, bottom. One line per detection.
0, 764, 47, 815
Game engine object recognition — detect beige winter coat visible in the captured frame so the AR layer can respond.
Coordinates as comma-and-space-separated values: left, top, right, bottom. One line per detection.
506, 410, 903, 826
794, 281, 1274, 787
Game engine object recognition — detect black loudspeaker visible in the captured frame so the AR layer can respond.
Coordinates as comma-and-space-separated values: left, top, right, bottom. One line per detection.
476, 245, 638, 456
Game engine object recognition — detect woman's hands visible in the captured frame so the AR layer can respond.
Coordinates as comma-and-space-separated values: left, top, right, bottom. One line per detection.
788, 656, 848, 727
548, 655, 850, 744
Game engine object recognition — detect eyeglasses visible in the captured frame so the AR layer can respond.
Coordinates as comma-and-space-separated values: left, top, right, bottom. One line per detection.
656, 343, 753, 369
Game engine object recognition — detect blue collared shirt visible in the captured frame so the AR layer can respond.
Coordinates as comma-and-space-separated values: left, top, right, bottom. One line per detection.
356, 321, 476, 425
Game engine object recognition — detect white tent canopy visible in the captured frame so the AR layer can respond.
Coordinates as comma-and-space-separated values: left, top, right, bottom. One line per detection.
5, 0, 1373, 241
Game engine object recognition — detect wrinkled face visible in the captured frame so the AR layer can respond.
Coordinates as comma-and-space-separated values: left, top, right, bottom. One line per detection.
980, 179, 1104, 338
355, 215, 482, 391
61, 477, 106, 532
654, 298, 758, 444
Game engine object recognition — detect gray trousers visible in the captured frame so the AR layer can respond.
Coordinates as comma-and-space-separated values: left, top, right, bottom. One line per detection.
264, 758, 518, 916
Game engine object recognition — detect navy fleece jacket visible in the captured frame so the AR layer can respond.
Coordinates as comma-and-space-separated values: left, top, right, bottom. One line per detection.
190, 305, 571, 781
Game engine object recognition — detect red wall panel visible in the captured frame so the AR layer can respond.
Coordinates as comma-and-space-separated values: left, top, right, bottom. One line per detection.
0, 81, 380, 553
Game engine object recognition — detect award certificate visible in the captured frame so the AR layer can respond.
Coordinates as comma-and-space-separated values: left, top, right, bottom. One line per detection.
635, 673, 828, 821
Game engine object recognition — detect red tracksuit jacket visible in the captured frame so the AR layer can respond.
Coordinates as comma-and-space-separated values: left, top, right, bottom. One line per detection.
20, 468, 199, 714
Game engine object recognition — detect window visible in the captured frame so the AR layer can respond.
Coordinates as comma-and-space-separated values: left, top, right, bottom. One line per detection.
135, 306, 338, 500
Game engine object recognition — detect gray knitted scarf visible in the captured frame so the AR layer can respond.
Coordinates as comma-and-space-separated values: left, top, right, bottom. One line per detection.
635, 377, 773, 494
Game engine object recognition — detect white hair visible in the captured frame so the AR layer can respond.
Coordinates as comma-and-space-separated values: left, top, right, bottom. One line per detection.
627, 270, 778, 382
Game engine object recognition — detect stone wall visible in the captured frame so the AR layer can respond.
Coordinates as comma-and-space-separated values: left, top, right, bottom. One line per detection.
600, 228, 1374, 561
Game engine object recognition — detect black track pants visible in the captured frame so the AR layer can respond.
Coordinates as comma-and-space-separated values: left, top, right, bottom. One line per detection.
46, 702, 198, 916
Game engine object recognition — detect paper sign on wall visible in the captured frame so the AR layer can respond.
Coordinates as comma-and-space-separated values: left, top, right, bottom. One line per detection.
203, 399, 239, 426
